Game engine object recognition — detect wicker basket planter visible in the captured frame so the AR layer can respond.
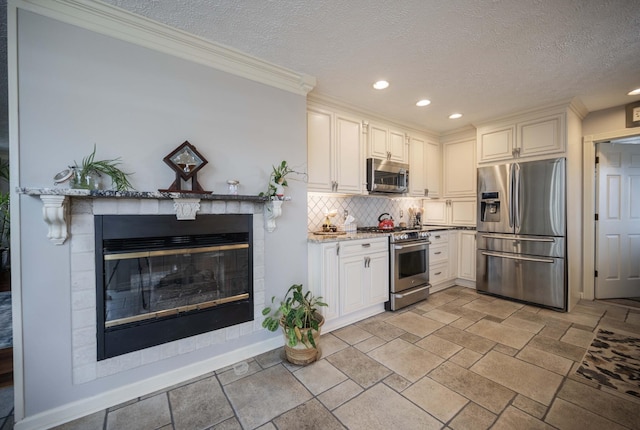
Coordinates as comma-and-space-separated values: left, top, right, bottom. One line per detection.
262, 283, 328, 366
282, 313, 324, 365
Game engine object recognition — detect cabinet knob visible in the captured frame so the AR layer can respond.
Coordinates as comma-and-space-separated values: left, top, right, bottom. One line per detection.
424, 189, 429, 197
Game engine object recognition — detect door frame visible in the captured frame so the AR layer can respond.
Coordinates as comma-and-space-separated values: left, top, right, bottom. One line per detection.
582, 129, 640, 300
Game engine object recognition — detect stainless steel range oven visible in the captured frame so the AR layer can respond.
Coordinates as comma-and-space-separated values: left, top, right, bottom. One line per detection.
387, 230, 430, 310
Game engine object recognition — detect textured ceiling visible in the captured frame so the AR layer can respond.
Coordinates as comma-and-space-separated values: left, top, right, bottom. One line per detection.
99, 0, 640, 133
3, 1, 640, 140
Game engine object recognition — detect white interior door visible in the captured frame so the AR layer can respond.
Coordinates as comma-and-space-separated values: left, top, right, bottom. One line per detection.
596, 142, 640, 299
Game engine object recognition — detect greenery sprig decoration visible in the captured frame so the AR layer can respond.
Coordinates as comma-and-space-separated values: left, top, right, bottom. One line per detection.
74, 144, 133, 191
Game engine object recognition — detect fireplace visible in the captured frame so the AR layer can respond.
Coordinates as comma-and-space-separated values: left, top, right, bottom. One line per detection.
95, 214, 253, 360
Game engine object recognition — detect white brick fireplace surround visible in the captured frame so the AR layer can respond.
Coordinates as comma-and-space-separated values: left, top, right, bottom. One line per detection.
56, 193, 268, 384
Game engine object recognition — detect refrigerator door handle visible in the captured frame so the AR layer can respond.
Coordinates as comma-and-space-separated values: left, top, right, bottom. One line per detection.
480, 234, 556, 243
481, 251, 555, 264
508, 164, 514, 228
513, 163, 521, 230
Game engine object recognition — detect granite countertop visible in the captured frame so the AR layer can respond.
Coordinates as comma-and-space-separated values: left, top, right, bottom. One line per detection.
308, 225, 476, 243
17, 187, 268, 202
307, 232, 386, 243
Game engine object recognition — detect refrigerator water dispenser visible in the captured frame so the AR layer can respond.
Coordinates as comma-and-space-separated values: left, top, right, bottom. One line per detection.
480, 192, 501, 222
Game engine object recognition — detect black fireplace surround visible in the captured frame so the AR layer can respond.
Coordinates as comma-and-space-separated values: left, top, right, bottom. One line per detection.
95, 214, 254, 360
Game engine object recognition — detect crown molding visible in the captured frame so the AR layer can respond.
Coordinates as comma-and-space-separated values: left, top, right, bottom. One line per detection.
11, 0, 316, 96
308, 93, 440, 139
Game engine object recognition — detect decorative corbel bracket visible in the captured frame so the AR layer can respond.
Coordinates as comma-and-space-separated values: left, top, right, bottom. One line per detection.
264, 200, 283, 232
173, 198, 201, 220
40, 195, 69, 245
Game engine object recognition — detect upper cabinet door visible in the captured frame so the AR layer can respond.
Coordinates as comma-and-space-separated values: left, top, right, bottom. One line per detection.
408, 135, 426, 197
334, 113, 363, 193
518, 112, 565, 158
443, 139, 476, 197
367, 122, 408, 163
388, 128, 408, 163
425, 139, 441, 198
369, 123, 389, 160
307, 108, 334, 191
478, 125, 515, 163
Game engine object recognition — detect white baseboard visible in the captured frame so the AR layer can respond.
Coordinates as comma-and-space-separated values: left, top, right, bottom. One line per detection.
14, 336, 284, 430
322, 304, 386, 333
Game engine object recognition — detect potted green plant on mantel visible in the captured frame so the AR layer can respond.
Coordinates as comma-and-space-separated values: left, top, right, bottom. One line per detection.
262, 283, 327, 365
259, 160, 295, 200
72, 145, 133, 191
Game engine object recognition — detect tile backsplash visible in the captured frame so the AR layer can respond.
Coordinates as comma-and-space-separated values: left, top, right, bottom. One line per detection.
307, 193, 424, 231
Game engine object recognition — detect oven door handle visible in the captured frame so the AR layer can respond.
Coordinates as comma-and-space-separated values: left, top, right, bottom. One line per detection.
393, 242, 429, 250
394, 285, 430, 298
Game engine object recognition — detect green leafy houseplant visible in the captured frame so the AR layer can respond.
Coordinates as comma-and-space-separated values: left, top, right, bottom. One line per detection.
259, 160, 298, 199
73, 145, 133, 191
262, 284, 327, 349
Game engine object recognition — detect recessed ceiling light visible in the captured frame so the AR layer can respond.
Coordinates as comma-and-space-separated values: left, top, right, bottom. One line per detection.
416, 99, 431, 107
373, 80, 389, 90
628, 88, 640, 96
449, 113, 462, 119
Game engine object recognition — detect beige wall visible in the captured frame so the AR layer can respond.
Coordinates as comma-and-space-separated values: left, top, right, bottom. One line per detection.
583, 105, 632, 136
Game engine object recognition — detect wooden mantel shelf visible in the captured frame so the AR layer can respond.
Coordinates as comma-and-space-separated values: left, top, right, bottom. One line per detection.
18, 187, 270, 245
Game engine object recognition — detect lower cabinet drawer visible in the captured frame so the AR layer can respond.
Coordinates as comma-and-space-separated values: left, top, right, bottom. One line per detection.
429, 262, 449, 284
429, 244, 448, 263
340, 238, 388, 257
429, 231, 449, 245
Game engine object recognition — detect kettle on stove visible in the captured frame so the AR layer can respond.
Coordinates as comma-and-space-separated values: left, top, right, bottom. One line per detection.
377, 213, 395, 230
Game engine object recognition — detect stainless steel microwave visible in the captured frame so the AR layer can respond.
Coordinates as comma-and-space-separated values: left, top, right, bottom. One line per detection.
366, 158, 409, 194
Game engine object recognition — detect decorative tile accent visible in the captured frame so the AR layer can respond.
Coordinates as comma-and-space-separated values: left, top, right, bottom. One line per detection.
307, 194, 424, 231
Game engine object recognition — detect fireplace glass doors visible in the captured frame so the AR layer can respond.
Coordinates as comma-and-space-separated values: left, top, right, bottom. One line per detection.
104, 244, 249, 326
95, 214, 253, 360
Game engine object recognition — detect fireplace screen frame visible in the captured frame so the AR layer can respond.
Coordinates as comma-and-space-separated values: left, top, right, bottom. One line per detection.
95, 214, 254, 360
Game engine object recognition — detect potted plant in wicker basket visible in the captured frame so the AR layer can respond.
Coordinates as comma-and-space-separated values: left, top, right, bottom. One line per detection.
262, 283, 327, 365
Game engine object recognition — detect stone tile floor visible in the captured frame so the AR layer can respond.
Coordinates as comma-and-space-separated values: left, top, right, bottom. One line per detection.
3, 286, 640, 429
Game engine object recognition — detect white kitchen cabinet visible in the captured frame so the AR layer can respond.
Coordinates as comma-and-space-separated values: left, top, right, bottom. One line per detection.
457, 230, 476, 281
427, 231, 454, 290
308, 241, 340, 322
409, 133, 441, 198
477, 110, 565, 164
339, 238, 389, 314
423, 198, 476, 227
442, 139, 476, 197
425, 139, 441, 198
309, 237, 388, 330
307, 107, 333, 191
368, 122, 408, 163
426, 229, 476, 292
409, 134, 425, 197
307, 106, 363, 193
423, 200, 447, 224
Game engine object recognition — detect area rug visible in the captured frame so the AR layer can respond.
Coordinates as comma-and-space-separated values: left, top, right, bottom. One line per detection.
576, 327, 640, 398
0, 291, 11, 349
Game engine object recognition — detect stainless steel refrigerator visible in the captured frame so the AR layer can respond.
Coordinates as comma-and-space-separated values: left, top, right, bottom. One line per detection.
476, 157, 567, 311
